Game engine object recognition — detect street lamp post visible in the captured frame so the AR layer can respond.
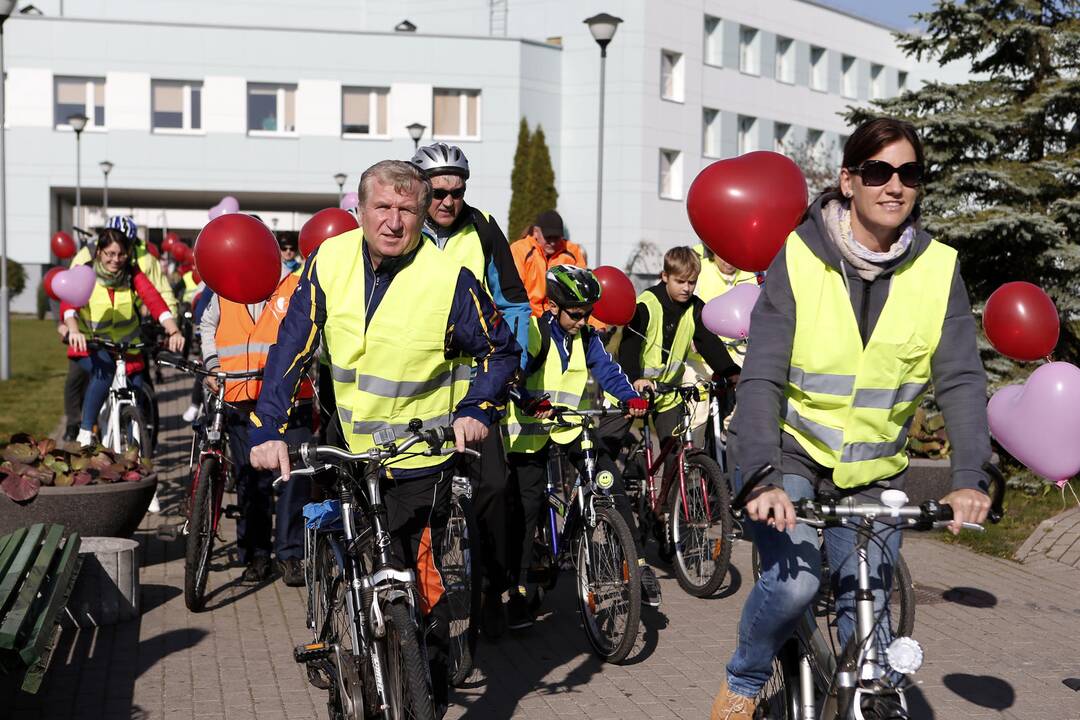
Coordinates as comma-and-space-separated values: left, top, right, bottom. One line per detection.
0, 0, 16, 381
67, 113, 88, 236
407, 122, 426, 152
333, 172, 347, 204
100, 160, 113, 216
584, 12, 622, 268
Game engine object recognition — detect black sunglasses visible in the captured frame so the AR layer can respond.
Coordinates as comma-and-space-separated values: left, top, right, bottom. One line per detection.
561, 307, 592, 321
849, 160, 924, 188
432, 187, 466, 201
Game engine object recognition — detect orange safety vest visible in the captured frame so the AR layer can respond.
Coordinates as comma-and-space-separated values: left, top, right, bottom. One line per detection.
215, 273, 313, 402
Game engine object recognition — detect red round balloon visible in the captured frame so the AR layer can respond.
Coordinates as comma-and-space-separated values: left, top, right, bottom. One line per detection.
983, 282, 1060, 361
168, 241, 190, 262
300, 208, 359, 259
686, 151, 808, 272
194, 214, 281, 304
42, 266, 64, 301
164, 231, 180, 246
50, 231, 76, 260
161, 234, 176, 254
591, 265, 637, 326
146, 242, 161, 259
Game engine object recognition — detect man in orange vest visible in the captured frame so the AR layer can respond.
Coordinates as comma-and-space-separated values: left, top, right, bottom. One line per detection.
510, 210, 588, 317
199, 253, 314, 585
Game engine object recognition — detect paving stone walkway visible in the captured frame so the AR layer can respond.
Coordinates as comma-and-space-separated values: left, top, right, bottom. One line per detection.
9, 369, 1080, 719
1015, 503, 1080, 570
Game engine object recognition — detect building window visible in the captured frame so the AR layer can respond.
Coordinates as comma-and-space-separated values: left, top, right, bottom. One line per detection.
660, 50, 685, 102
739, 26, 760, 75
247, 83, 296, 134
870, 64, 885, 99
842, 55, 857, 98
704, 15, 722, 66
703, 108, 720, 158
343, 87, 389, 136
810, 46, 827, 91
152, 80, 202, 132
898, 70, 909, 93
774, 122, 791, 153
807, 128, 826, 162
433, 89, 481, 139
775, 36, 795, 84
659, 149, 683, 200
55, 76, 105, 128
737, 115, 757, 155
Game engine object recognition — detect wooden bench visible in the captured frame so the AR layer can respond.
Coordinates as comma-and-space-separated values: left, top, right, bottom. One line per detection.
0, 524, 82, 693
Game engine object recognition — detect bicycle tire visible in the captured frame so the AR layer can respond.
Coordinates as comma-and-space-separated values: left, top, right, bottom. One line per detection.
668, 452, 733, 597
116, 404, 147, 456
319, 537, 365, 720
184, 456, 221, 612
575, 505, 641, 664
441, 493, 475, 687
135, 381, 160, 456
383, 601, 436, 720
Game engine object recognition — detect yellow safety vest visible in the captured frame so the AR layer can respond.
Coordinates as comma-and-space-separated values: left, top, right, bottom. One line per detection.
783, 232, 955, 488
431, 212, 489, 291
504, 316, 588, 453
182, 271, 199, 304
317, 230, 470, 470
640, 291, 694, 412
77, 282, 140, 343
692, 244, 757, 366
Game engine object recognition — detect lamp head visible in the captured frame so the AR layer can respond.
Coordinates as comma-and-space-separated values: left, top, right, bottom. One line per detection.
100, 160, 114, 175
333, 172, 347, 187
407, 122, 427, 142
584, 12, 622, 50
67, 114, 89, 133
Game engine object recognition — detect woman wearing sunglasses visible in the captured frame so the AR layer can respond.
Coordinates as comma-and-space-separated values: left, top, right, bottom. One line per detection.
711, 117, 993, 718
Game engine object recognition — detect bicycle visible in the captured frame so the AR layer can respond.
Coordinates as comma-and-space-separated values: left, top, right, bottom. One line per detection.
529, 404, 642, 664
729, 464, 1004, 719
287, 421, 476, 720
75, 337, 154, 456
156, 352, 261, 612
620, 380, 733, 597
441, 473, 476, 687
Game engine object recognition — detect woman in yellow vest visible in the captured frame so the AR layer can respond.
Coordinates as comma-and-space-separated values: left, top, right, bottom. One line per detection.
712, 118, 993, 718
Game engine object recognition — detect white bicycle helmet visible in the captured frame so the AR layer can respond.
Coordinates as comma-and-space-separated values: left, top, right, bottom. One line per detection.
410, 142, 470, 179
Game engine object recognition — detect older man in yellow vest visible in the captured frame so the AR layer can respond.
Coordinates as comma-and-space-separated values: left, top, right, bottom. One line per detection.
249, 159, 520, 714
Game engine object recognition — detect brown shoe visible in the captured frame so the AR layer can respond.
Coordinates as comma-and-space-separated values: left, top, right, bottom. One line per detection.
710, 679, 756, 720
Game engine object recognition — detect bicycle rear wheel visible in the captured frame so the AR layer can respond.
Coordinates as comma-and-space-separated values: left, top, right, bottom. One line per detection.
668, 452, 733, 597
576, 505, 641, 664
184, 456, 222, 611
319, 537, 365, 720
383, 601, 436, 720
441, 491, 475, 687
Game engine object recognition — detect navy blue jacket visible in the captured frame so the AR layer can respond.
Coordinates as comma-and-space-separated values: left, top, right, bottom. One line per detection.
250, 239, 521, 456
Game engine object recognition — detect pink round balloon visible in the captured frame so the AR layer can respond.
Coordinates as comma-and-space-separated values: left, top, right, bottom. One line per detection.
219, 195, 240, 214
701, 284, 761, 339
340, 192, 359, 211
988, 361, 1080, 483
53, 264, 97, 307
208, 203, 224, 220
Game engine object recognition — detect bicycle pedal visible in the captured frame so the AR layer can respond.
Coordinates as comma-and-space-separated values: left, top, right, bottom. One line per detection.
294, 641, 333, 664
155, 523, 183, 542
223, 504, 243, 519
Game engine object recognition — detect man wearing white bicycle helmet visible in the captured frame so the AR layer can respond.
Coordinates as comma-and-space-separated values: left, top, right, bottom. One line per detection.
411, 142, 533, 639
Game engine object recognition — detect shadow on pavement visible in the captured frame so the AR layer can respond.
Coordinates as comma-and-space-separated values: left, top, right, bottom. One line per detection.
943, 673, 1015, 710
941, 586, 997, 608
903, 686, 935, 718
140, 583, 182, 614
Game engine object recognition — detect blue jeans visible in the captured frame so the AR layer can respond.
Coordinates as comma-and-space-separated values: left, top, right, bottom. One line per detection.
75, 351, 143, 431
726, 471, 902, 697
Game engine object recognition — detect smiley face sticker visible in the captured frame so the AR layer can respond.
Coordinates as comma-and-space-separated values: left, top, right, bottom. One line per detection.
596, 470, 615, 490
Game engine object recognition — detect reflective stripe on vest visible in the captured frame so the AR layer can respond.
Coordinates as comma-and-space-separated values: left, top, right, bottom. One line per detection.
318, 231, 465, 469
640, 291, 694, 412
216, 273, 299, 402
504, 316, 588, 454
77, 282, 140, 343
782, 231, 955, 488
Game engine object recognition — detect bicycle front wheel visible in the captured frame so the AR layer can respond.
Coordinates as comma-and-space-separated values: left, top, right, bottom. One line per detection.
668, 452, 733, 597
383, 601, 436, 720
576, 505, 641, 664
184, 456, 222, 612
441, 492, 475, 687
754, 637, 803, 720
118, 404, 147, 456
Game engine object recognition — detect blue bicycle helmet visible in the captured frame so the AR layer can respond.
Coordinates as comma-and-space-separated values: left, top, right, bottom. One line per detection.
104, 215, 138, 241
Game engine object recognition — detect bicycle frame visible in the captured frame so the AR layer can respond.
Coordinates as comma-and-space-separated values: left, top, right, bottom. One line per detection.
638, 390, 714, 527
100, 353, 138, 453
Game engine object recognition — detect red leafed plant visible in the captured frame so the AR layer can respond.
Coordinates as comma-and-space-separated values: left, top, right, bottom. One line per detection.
0, 433, 153, 503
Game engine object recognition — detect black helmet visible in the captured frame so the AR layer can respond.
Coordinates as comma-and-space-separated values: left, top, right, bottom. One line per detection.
546, 265, 602, 309
410, 142, 470, 179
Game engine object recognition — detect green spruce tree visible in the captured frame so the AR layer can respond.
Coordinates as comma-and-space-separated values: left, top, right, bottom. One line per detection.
846, 0, 1080, 374
530, 125, 559, 226
507, 118, 535, 241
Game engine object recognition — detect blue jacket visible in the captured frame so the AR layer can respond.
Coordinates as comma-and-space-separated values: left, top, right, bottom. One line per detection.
249, 239, 521, 458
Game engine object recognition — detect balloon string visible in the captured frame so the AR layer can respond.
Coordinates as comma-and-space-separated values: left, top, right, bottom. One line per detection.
1045, 353, 1054, 363
624, 325, 674, 360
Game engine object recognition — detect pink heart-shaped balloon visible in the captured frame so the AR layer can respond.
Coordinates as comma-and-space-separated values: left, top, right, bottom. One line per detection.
701, 284, 761, 339
208, 202, 225, 220
52, 264, 96, 307
988, 361, 1080, 483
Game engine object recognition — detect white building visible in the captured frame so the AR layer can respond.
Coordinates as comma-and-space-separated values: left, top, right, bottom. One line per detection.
4, 0, 955, 311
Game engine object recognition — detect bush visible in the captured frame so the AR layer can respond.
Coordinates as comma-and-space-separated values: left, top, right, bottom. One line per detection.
4, 258, 25, 299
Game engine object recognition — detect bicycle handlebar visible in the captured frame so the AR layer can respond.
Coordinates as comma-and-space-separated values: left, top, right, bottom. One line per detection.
156, 351, 263, 380
287, 422, 477, 469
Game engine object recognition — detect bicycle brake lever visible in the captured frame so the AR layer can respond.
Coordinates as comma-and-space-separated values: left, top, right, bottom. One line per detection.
931, 520, 985, 532
272, 465, 325, 491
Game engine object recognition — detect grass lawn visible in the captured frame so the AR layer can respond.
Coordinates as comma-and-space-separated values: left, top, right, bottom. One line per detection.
941, 481, 1077, 559
0, 315, 68, 443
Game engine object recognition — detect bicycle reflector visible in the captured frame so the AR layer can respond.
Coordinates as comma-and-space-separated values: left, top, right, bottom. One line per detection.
886, 637, 924, 675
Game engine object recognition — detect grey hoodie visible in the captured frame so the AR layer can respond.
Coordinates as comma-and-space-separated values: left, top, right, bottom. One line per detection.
731, 192, 991, 495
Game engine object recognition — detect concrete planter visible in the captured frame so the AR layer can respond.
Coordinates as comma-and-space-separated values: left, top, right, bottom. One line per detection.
0, 474, 158, 538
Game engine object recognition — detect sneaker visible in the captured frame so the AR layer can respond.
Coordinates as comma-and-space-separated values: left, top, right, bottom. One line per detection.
147, 491, 161, 514
182, 404, 200, 423
276, 557, 304, 587
242, 555, 273, 583
640, 564, 662, 608
506, 588, 534, 630
710, 680, 757, 720
76, 428, 94, 447
481, 590, 506, 639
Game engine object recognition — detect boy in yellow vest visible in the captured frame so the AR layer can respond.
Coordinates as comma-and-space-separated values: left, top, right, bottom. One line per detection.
504, 266, 656, 630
